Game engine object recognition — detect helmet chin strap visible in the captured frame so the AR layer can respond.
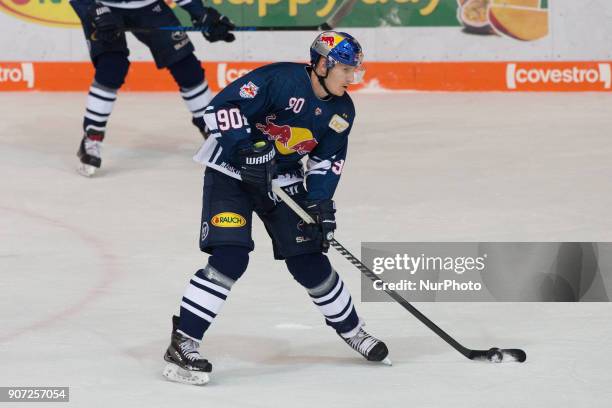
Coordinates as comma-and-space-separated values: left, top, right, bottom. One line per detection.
317, 75, 333, 98
313, 60, 333, 98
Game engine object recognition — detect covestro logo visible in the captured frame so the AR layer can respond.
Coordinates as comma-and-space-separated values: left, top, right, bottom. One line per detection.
217, 63, 252, 88
0, 63, 34, 89
507, 63, 612, 91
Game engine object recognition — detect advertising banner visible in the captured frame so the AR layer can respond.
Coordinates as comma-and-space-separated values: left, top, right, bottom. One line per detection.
1, 0, 611, 91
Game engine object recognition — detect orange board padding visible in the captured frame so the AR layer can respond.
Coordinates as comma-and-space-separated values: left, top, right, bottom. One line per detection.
1, 61, 611, 92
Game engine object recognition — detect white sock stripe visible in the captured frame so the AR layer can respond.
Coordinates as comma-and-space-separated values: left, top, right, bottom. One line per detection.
89, 85, 117, 100
84, 111, 109, 123
191, 275, 230, 296
85, 124, 106, 132
86, 93, 115, 115
184, 284, 226, 314
325, 301, 354, 323
180, 301, 214, 322
317, 288, 352, 318
176, 329, 201, 342
311, 277, 342, 304
184, 89, 213, 113
181, 81, 209, 98
86, 108, 109, 117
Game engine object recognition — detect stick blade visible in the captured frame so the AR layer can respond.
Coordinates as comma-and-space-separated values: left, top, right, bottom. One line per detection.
501, 348, 527, 363
467, 348, 527, 363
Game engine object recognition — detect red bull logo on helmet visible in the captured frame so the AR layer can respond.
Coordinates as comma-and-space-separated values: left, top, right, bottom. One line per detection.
316, 32, 347, 54
320, 35, 336, 48
256, 115, 318, 155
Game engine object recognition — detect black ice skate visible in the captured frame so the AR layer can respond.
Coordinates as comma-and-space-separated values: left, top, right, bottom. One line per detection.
77, 129, 104, 177
163, 316, 212, 385
340, 325, 392, 366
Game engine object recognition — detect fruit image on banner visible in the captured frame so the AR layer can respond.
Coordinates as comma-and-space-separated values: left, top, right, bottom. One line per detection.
457, 0, 549, 41
0, 0, 79, 27
457, 0, 494, 34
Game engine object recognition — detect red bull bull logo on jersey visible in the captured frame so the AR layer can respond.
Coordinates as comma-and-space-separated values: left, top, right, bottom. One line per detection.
256, 115, 318, 155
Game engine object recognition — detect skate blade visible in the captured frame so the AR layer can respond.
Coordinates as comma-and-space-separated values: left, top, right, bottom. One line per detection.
380, 357, 393, 366
77, 163, 97, 177
163, 363, 210, 386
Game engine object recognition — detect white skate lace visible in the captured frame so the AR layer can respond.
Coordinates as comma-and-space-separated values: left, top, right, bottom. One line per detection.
84, 137, 102, 158
179, 338, 202, 362
346, 329, 378, 357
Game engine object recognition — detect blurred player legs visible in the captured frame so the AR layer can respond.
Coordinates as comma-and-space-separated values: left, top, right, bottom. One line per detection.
70, 0, 234, 176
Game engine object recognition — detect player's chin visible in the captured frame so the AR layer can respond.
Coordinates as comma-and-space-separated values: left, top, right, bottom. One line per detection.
332, 86, 348, 96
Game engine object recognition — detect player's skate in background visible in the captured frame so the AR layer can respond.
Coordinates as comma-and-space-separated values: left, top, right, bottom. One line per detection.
70, 0, 235, 176
163, 31, 390, 386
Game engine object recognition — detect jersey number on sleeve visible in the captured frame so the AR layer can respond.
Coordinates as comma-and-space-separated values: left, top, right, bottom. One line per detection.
217, 108, 246, 131
332, 159, 345, 175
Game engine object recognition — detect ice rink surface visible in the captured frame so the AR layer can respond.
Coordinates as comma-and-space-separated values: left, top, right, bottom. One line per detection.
1, 92, 612, 407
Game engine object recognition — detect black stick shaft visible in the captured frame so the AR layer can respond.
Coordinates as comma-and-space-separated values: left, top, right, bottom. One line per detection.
328, 239, 471, 358
126, 25, 320, 33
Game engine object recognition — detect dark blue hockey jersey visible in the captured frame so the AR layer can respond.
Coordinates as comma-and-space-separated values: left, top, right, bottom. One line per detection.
194, 62, 356, 201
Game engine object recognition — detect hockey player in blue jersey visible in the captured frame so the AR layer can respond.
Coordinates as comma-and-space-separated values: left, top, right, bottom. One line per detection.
70, 0, 235, 176
162, 31, 390, 385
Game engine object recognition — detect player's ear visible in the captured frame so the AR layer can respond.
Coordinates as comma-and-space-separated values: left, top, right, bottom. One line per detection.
315, 58, 327, 76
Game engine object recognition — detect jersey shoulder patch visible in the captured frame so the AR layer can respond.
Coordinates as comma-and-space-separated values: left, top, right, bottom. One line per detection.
328, 114, 350, 133
239, 81, 259, 99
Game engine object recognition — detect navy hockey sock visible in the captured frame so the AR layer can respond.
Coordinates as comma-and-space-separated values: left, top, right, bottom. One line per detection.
178, 247, 249, 340
286, 254, 360, 335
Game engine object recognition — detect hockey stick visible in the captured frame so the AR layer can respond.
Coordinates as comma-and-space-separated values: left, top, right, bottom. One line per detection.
127, 26, 319, 32
271, 182, 527, 364
126, 0, 358, 32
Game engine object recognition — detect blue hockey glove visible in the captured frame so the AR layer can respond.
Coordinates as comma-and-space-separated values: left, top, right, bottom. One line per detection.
192, 7, 235, 43
303, 199, 336, 252
88, 3, 122, 43
233, 140, 276, 192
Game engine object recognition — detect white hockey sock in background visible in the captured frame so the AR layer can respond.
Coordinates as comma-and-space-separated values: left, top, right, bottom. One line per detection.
83, 81, 117, 133
180, 80, 213, 121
